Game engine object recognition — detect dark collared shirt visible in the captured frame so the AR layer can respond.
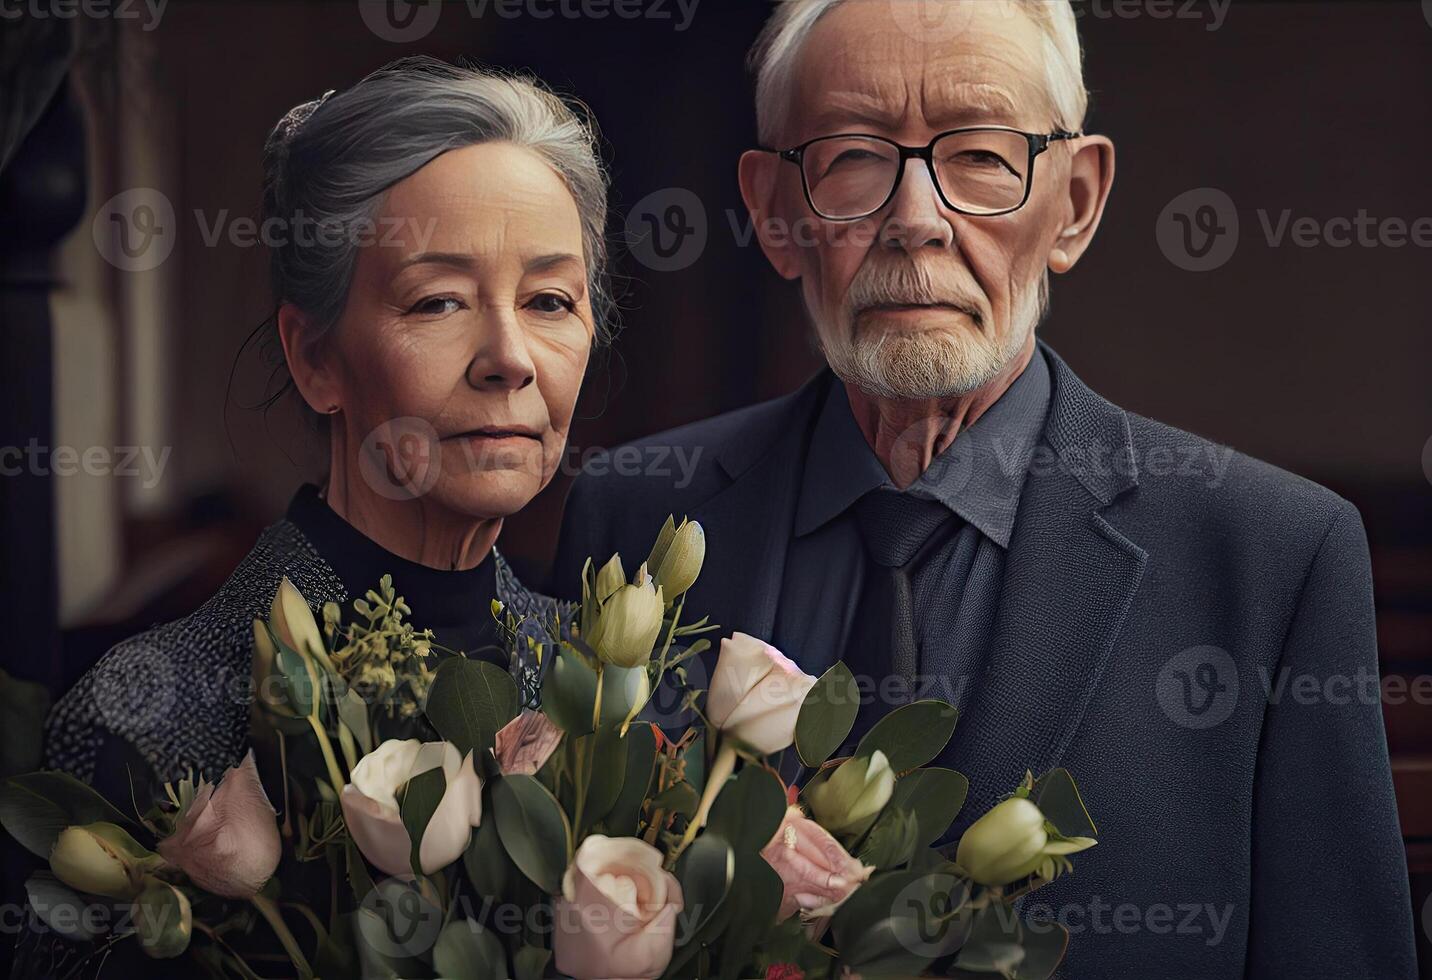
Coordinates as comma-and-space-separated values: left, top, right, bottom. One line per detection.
773, 347, 1052, 710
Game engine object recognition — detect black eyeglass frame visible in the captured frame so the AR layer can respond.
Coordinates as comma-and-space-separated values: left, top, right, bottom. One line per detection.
762, 126, 1082, 221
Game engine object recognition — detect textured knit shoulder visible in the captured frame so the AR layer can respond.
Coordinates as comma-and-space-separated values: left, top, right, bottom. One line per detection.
43, 518, 565, 785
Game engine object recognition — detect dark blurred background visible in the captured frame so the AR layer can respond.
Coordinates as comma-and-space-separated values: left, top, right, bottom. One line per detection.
2, 0, 1430, 969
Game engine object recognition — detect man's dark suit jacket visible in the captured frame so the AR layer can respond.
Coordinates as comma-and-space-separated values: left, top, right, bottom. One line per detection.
553, 341, 1416, 979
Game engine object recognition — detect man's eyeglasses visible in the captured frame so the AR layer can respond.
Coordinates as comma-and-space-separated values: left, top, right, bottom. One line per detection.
761, 126, 1081, 221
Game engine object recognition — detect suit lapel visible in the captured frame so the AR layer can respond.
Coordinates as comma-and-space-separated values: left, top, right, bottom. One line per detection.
945, 344, 1148, 821
687, 373, 829, 644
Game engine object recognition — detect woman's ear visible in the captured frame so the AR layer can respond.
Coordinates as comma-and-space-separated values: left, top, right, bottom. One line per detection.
738, 149, 802, 281
276, 303, 340, 414
1048, 135, 1115, 274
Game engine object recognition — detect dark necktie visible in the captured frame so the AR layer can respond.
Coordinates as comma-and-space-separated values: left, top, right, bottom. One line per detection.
841, 487, 958, 749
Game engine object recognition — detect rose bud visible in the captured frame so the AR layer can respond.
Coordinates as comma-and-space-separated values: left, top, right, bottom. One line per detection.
955, 797, 1096, 887
340, 739, 484, 877
157, 750, 282, 899
50, 822, 151, 899
806, 751, 895, 839
554, 834, 684, 980
705, 633, 817, 755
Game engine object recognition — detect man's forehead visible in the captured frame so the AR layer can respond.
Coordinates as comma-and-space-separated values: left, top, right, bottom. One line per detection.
790, 1, 1049, 134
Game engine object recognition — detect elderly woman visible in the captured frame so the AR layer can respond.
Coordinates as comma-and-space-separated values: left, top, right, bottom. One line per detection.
42, 57, 609, 804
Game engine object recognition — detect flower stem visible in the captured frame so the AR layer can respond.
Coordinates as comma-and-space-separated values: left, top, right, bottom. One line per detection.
306, 713, 347, 795
250, 893, 313, 980
672, 742, 737, 862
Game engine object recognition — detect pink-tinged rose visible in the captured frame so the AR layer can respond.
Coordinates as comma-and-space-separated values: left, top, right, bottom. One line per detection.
156, 751, 281, 899
340, 739, 484, 877
761, 806, 873, 923
554, 834, 684, 980
493, 710, 563, 776
705, 633, 817, 755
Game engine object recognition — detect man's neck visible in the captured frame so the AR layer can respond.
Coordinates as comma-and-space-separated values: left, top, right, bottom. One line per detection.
845, 336, 1036, 489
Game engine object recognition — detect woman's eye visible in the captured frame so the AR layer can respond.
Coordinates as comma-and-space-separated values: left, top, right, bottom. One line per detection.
527, 292, 576, 316
407, 295, 464, 317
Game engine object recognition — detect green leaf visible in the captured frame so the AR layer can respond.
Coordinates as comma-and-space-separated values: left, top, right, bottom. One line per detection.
134, 879, 193, 959
269, 623, 316, 716
575, 729, 627, 835
715, 850, 784, 980
514, 945, 552, 980
649, 781, 699, 818
952, 903, 1069, 980
541, 644, 598, 736
0, 771, 140, 860
858, 808, 919, 869
433, 919, 508, 980
24, 872, 103, 942
604, 724, 657, 836
337, 688, 373, 755
398, 766, 446, 878
667, 834, 734, 973
492, 774, 572, 894
1031, 768, 1097, 839
705, 766, 786, 853
832, 869, 970, 974
425, 658, 520, 756
464, 811, 514, 902
795, 662, 859, 768
885, 767, 969, 847
855, 700, 959, 772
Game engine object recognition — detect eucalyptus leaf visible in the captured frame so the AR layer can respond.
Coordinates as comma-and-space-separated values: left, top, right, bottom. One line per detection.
705, 766, 786, 853
668, 834, 734, 973
433, 919, 508, 980
24, 873, 102, 942
857, 808, 920, 869
604, 723, 657, 836
0, 771, 140, 860
1031, 768, 1097, 839
399, 766, 446, 878
464, 812, 514, 903
492, 774, 572, 894
338, 688, 373, 755
855, 700, 959, 772
832, 869, 968, 974
542, 644, 598, 736
514, 945, 552, 980
425, 658, 520, 756
885, 767, 969, 847
269, 623, 316, 716
716, 849, 783, 980
952, 903, 1069, 980
795, 662, 859, 768
575, 728, 627, 834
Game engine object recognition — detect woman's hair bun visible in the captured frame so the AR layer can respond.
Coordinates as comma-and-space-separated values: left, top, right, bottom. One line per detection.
262, 89, 335, 218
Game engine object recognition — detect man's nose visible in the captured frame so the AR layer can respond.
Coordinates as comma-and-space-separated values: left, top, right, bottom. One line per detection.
879, 157, 956, 252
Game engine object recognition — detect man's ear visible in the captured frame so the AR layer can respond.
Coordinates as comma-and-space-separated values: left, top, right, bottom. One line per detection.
738, 149, 802, 280
276, 303, 341, 414
1048, 135, 1115, 274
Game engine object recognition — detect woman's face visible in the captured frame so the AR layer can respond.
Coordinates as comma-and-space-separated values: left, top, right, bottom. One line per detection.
316, 142, 594, 519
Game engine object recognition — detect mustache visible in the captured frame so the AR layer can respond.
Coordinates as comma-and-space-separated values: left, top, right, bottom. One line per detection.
844, 258, 984, 325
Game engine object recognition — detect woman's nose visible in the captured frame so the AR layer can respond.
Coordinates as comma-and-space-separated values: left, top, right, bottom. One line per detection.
467, 311, 536, 391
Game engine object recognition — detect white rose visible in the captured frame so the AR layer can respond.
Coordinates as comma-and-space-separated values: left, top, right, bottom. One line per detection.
705, 633, 817, 754
340, 739, 483, 877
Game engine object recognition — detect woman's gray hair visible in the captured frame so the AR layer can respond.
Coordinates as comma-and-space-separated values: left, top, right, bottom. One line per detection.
262, 56, 613, 344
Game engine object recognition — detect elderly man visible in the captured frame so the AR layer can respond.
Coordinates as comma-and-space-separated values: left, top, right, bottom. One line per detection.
555, 1, 1415, 976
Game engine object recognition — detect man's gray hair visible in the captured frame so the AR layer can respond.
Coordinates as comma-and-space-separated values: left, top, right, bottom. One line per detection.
262, 56, 612, 343
749, 0, 1088, 146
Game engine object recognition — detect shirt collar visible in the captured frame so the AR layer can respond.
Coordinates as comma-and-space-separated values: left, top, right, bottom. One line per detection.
794, 346, 1052, 548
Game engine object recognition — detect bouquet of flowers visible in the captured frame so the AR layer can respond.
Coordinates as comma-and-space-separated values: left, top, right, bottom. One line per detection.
2, 517, 1099, 979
